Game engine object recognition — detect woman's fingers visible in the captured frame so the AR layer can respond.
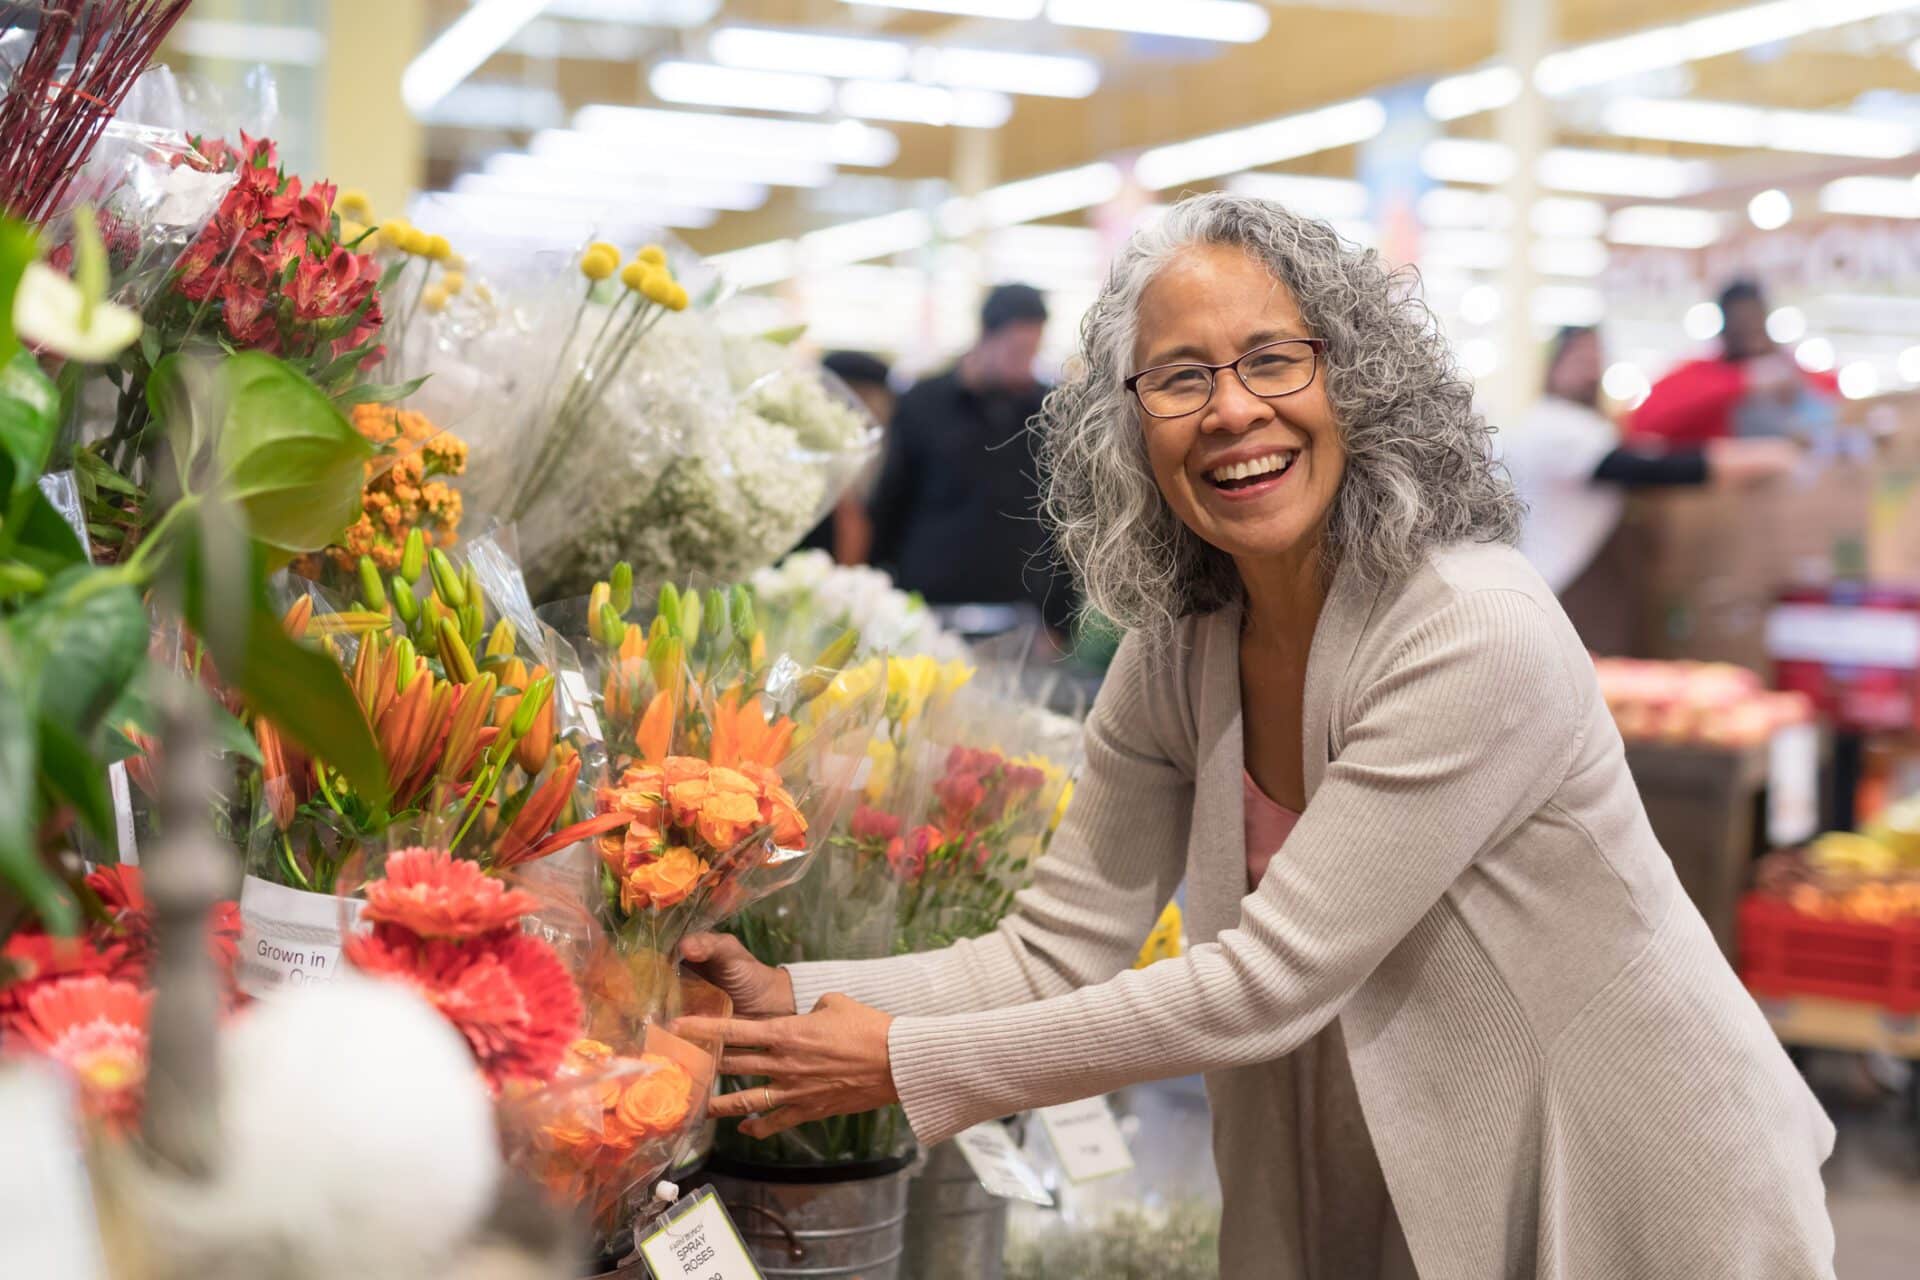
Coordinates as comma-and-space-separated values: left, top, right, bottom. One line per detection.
718, 1050, 784, 1077
671, 1014, 785, 1048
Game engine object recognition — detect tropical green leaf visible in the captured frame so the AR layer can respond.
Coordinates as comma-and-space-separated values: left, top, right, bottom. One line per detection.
333, 374, 428, 407
37, 714, 113, 841
0, 632, 70, 931
0, 218, 35, 367
5, 486, 87, 575
209, 352, 371, 558
0, 349, 59, 498
6, 571, 149, 738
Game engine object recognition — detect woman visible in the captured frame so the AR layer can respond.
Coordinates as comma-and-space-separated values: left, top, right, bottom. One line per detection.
676, 194, 1836, 1279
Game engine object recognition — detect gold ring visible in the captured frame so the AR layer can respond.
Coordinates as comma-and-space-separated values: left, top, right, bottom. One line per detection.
761, 1086, 775, 1113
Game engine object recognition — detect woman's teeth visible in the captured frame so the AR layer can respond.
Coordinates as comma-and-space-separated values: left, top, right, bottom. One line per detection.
1207, 452, 1295, 487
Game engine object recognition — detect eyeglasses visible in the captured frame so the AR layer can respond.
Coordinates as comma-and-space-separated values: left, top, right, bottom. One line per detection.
1124, 338, 1328, 419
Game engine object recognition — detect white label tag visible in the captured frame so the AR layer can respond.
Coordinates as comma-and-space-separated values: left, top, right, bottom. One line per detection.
108, 764, 137, 865
637, 1187, 763, 1280
1768, 722, 1821, 847
557, 669, 603, 740
236, 875, 365, 996
953, 1121, 1053, 1205
1038, 1096, 1134, 1183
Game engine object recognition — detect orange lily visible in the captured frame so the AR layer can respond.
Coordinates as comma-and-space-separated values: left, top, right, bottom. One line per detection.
633, 689, 676, 767
495, 756, 629, 867
709, 688, 794, 770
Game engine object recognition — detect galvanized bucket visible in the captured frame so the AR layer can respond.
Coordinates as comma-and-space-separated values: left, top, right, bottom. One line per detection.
705, 1156, 913, 1279
902, 1139, 1008, 1279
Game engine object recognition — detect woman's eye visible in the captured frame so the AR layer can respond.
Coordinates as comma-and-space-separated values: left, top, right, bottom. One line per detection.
1154, 367, 1208, 389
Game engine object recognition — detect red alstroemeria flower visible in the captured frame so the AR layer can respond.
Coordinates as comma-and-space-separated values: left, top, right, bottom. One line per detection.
294, 180, 336, 235
16, 976, 152, 1132
289, 245, 369, 323
850, 804, 902, 845
361, 847, 541, 941
348, 927, 582, 1093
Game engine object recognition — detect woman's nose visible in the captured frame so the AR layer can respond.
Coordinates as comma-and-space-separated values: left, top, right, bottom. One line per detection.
1201, 370, 1271, 433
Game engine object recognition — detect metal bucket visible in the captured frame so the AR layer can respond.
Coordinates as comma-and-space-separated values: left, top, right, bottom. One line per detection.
902, 1139, 1008, 1280
705, 1157, 912, 1279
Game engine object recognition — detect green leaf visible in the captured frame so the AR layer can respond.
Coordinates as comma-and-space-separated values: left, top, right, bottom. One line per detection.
0, 218, 35, 367
333, 374, 428, 407
4, 487, 87, 578
209, 353, 372, 558
0, 349, 59, 498
176, 505, 388, 808
6, 573, 149, 739
37, 714, 113, 841
0, 631, 70, 931
139, 323, 161, 368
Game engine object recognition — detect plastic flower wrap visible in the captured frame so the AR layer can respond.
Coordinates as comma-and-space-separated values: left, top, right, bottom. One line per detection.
752, 550, 969, 662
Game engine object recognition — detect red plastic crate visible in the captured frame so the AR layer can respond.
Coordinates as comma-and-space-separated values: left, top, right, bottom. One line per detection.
1737, 894, 1920, 1015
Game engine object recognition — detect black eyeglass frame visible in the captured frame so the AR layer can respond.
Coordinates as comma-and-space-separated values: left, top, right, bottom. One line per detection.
1124, 338, 1330, 419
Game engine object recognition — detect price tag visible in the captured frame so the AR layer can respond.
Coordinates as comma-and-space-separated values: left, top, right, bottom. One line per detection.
236, 875, 365, 997
1038, 1096, 1134, 1182
557, 669, 603, 740
637, 1186, 762, 1280
953, 1121, 1053, 1205
1768, 722, 1820, 847
108, 764, 137, 865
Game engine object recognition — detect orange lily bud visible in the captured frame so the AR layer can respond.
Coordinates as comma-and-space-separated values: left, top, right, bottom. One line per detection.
516, 665, 556, 775
635, 689, 676, 766
257, 720, 295, 829
496, 755, 583, 867
441, 674, 497, 782
282, 595, 314, 639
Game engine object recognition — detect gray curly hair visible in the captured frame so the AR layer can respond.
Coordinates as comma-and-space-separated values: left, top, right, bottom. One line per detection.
1039, 191, 1521, 648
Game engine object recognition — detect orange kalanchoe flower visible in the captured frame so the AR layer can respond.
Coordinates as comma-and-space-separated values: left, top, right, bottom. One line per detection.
322, 404, 468, 573
362, 847, 540, 940
18, 976, 152, 1131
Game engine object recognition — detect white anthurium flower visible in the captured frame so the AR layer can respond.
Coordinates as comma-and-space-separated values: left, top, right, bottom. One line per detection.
14, 262, 142, 362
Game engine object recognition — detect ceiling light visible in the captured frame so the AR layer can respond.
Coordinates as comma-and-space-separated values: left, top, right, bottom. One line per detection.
1603, 363, 1651, 406
801, 210, 934, 268
403, 0, 554, 115
944, 162, 1125, 235
1532, 286, 1606, 327
839, 0, 1042, 17
1531, 197, 1608, 238
1818, 175, 1920, 219
1459, 284, 1501, 325
1046, 0, 1270, 44
1227, 173, 1370, 220
1684, 301, 1725, 340
710, 26, 912, 81
527, 130, 835, 187
1539, 149, 1712, 199
1611, 206, 1724, 249
1531, 238, 1610, 278
173, 19, 327, 66
572, 106, 899, 167
1767, 306, 1808, 344
916, 47, 1100, 99
1135, 98, 1385, 190
649, 61, 834, 114
1418, 187, 1512, 229
710, 239, 798, 289
1749, 189, 1793, 231
468, 159, 770, 210
1461, 338, 1500, 378
423, 83, 565, 130
1424, 66, 1522, 121
546, 0, 717, 19
1839, 361, 1879, 400
1420, 138, 1516, 185
427, 189, 717, 231
1900, 345, 1920, 384
1603, 97, 1919, 159
839, 81, 1013, 129
1420, 229, 1511, 271
1796, 337, 1836, 373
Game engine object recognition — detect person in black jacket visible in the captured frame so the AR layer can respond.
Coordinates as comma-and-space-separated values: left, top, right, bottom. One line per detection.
868, 283, 1073, 632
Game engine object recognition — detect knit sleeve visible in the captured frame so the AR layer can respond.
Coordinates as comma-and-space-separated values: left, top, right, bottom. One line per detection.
789, 630, 1193, 1019
885, 588, 1584, 1145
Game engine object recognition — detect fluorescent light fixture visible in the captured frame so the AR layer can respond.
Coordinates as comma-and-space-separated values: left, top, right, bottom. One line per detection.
404, 0, 554, 115
1767, 306, 1807, 344
174, 19, 327, 66
1603, 363, 1651, 406
546, 0, 718, 20
1901, 345, 1920, 384
710, 26, 913, 81
428, 189, 717, 230
1531, 237, 1610, 278
1535, 0, 1917, 97
1796, 337, 1836, 372
1424, 66, 1522, 121
1839, 361, 1879, 400
801, 210, 934, 268
1047, 0, 1269, 43
1461, 338, 1500, 378
943, 162, 1124, 235
1538, 149, 1712, 199
572, 106, 899, 167
1135, 98, 1385, 190
1603, 97, 1919, 159
1610, 206, 1724, 249
1228, 173, 1370, 220
1420, 229, 1511, 271
840, 0, 1042, 16
1749, 189, 1792, 231
1420, 138, 1515, 185
1532, 197, 1608, 238
1459, 283, 1501, 324
527, 130, 835, 187
1684, 301, 1725, 341
710, 239, 798, 290
423, 83, 565, 130
1819, 175, 1920, 218
839, 81, 1014, 129
649, 61, 835, 114
466, 160, 770, 211
1532, 286, 1606, 328
1417, 187, 1512, 229
916, 47, 1100, 99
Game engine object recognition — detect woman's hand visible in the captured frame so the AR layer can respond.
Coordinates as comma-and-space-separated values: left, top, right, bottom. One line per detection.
673, 994, 899, 1140
677, 933, 796, 1019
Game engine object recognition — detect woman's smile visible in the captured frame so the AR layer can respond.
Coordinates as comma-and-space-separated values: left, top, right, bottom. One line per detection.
1198, 443, 1304, 503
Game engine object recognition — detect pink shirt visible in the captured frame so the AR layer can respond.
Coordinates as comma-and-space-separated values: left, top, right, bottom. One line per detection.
1243, 770, 1301, 890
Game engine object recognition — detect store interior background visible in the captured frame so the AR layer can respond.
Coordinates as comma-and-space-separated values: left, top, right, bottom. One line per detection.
162, 1, 1920, 1273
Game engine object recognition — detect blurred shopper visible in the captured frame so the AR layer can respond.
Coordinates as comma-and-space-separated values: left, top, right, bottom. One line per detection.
868, 283, 1071, 630
1632, 279, 1839, 445
798, 350, 894, 564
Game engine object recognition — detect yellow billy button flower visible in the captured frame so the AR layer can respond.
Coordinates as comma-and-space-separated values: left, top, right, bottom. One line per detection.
377, 217, 413, 251
581, 246, 617, 282
421, 284, 450, 314
640, 269, 677, 308
441, 270, 466, 295
619, 260, 648, 293
667, 282, 690, 312
336, 188, 374, 220
637, 244, 667, 267
425, 234, 453, 262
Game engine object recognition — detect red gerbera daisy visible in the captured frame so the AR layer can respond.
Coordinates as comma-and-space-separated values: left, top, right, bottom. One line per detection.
361, 847, 541, 940
0, 931, 138, 1036
17, 976, 152, 1131
81, 864, 245, 991
347, 927, 582, 1093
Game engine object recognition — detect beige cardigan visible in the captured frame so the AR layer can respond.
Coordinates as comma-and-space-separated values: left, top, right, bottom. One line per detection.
790, 543, 1836, 1279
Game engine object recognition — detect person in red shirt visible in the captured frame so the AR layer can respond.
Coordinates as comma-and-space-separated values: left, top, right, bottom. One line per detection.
1631, 279, 1839, 446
